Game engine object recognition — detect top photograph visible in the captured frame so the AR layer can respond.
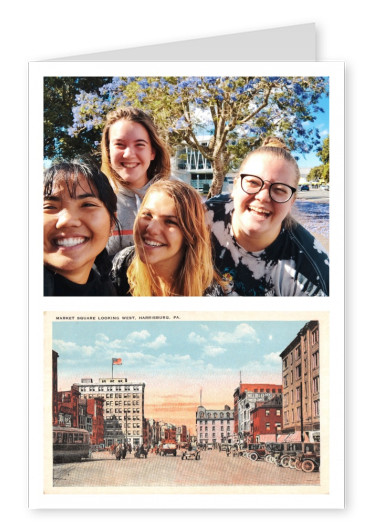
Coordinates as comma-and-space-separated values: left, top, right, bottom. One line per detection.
43, 75, 330, 297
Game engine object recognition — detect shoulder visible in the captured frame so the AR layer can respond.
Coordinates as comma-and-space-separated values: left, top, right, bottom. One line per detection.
112, 246, 136, 270
205, 194, 234, 224
43, 266, 55, 296
111, 246, 135, 295
285, 222, 330, 295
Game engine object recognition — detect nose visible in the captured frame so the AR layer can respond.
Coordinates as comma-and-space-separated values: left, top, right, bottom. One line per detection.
145, 217, 161, 235
55, 208, 81, 229
254, 182, 271, 201
122, 146, 134, 158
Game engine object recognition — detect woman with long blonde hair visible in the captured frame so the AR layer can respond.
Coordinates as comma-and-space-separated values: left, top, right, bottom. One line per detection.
111, 180, 224, 296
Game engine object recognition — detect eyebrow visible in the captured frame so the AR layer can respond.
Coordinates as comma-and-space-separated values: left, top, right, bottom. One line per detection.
142, 209, 178, 219
44, 193, 98, 200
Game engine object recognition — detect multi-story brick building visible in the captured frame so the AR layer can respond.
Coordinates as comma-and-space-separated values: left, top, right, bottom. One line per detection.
77, 377, 145, 447
196, 405, 234, 445
233, 383, 282, 442
52, 350, 59, 426
249, 395, 283, 443
279, 320, 320, 442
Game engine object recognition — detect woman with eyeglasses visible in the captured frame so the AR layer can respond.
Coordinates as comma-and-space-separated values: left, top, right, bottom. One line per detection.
206, 137, 329, 296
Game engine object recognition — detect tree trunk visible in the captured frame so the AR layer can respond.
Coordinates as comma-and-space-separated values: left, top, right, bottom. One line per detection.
207, 152, 229, 199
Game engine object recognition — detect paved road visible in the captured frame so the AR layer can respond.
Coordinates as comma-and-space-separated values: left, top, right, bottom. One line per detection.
53, 449, 320, 487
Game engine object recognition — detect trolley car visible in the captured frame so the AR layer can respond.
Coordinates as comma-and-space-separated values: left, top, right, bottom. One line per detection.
53, 426, 90, 463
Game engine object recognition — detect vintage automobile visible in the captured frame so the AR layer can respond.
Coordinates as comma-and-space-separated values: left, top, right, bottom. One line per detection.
219, 442, 232, 452
264, 443, 286, 463
181, 446, 201, 460
243, 443, 266, 461
295, 442, 320, 472
279, 443, 304, 468
159, 442, 177, 457
134, 445, 148, 458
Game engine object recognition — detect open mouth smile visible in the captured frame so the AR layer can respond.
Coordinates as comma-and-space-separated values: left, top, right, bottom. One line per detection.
247, 205, 272, 218
121, 162, 139, 169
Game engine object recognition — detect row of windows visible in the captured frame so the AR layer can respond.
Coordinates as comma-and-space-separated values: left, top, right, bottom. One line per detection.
82, 386, 141, 393
200, 425, 231, 431
197, 419, 231, 425
198, 412, 231, 419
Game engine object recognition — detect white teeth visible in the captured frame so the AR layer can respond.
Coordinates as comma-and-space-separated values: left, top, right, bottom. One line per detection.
122, 163, 138, 168
56, 237, 86, 247
250, 207, 270, 216
144, 239, 164, 247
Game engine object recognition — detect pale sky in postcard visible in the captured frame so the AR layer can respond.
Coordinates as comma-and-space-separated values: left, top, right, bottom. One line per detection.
53, 319, 307, 432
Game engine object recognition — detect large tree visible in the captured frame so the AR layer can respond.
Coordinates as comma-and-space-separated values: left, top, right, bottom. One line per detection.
44, 76, 112, 161
50, 76, 328, 197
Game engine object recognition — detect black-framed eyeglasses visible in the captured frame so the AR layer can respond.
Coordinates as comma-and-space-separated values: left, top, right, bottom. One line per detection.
240, 174, 296, 203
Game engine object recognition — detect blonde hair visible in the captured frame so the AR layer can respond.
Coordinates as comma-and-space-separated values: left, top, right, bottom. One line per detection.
127, 180, 220, 296
238, 136, 301, 189
100, 107, 171, 192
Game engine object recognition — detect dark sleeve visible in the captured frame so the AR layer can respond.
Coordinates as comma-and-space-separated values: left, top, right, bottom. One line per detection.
44, 266, 55, 296
289, 223, 330, 296
111, 247, 135, 296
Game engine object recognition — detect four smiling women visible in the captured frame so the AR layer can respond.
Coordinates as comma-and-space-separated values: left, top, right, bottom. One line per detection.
43, 108, 329, 297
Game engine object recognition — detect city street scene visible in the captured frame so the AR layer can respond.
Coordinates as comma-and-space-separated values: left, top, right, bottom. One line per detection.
48, 314, 327, 492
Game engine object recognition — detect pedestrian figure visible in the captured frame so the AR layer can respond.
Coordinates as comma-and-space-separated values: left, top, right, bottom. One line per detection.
121, 443, 127, 460
115, 443, 122, 460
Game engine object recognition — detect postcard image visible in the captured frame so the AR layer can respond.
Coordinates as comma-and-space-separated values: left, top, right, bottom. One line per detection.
40, 311, 336, 508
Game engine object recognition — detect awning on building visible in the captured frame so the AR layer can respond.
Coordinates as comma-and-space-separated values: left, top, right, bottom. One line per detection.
258, 434, 279, 442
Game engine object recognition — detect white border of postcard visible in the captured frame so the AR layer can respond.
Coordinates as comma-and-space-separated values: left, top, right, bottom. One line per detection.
28, 61, 344, 509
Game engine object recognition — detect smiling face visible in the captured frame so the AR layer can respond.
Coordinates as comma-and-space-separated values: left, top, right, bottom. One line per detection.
232, 153, 297, 251
43, 174, 112, 284
135, 191, 185, 280
109, 119, 156, 190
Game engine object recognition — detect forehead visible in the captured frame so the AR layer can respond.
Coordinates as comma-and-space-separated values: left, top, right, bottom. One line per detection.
109, 119, 151, 141
143, 190, 176, 213
47, 172, 98, 197
241, 153, 296, 185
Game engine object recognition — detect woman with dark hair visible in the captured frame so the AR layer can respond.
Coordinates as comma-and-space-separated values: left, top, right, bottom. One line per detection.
111, 180, 225, 296
206, 137, 329, 296
43, 158, 119, 296
101, 106, 171, 257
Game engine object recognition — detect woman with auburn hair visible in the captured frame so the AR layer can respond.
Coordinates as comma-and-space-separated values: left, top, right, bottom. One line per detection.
206, 137, 329, 296
111, 180, 225, 296
101, 106, 171, 257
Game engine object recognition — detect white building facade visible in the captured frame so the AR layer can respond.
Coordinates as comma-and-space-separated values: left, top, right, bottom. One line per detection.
77, 377, 145, 447
196, 405, 234, 445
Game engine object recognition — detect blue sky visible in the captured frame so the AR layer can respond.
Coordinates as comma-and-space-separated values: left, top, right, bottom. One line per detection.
53, 319, 308, 430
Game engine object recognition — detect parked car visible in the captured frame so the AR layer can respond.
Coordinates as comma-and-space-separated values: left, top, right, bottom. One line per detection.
300, 184, 310, 191
207, 443, 214, 450
244, 443, 266, 461
219, 442, 232, 452
295, 442, 320, 472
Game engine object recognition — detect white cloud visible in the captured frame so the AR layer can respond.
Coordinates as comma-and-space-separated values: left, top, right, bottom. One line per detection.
203, 345, 226, 357
95, 333, 109, 342
52, 339, 78, 352
263, 351, 282, 364
188, 332, 206, 344
127, 330, 151, 342
211, 323, 259, 344
145, 334, 167, 349
81, 346, 95, 357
